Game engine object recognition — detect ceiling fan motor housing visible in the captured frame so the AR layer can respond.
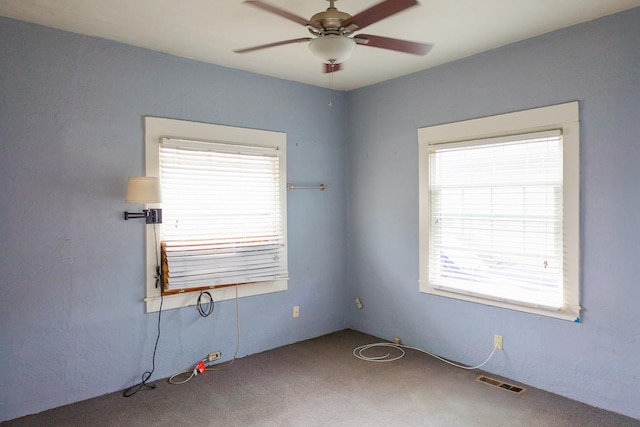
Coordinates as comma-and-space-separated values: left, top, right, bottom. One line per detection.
309, 7, 352, 35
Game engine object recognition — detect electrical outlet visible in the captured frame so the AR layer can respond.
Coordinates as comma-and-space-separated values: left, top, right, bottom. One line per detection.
494, 335, 503, 350
293, 306, 299, 318
208, 351, 221, 362
355, 297, 363, 310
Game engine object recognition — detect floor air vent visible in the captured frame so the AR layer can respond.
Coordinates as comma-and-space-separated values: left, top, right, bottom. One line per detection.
476, 375, 526, 394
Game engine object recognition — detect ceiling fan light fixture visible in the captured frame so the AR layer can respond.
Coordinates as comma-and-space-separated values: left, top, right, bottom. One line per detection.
309, 35, 356, 64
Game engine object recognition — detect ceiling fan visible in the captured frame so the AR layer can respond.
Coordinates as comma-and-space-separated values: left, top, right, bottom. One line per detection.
234, 0, 433, 73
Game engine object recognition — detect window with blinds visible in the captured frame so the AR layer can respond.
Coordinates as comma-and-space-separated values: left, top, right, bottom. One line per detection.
418, 102, 580, 321
159, 138, 288, 294
428, 131, 562, 308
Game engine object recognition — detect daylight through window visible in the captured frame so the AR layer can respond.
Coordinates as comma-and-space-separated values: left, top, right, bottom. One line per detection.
159, 138, 288, 293
418, 103, 580, 321
143, 117, 288, 312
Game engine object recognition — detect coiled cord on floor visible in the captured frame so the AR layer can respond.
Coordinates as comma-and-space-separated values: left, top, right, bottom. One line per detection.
353, 341, 498, 370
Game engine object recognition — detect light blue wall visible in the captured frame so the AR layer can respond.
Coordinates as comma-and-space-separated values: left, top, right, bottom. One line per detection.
2, 6, 640, 422
346, 7, 640, 420
0, 18, 349, 421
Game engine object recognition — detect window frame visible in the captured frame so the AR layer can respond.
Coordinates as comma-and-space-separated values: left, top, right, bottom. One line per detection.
143, 117, 288, 313
418, 102, 580, 321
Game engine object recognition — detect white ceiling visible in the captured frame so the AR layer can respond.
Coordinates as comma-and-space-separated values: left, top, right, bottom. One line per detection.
1, 0, 639, 91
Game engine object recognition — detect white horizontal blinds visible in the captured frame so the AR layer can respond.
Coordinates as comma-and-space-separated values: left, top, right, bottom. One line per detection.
160, 138, 287, 291
428, 130, 564, 309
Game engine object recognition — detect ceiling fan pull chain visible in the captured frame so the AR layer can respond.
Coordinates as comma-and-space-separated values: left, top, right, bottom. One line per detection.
328, 64, 335, 107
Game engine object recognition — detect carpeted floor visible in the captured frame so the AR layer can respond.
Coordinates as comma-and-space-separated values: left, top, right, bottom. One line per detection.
3, 329, 639, 426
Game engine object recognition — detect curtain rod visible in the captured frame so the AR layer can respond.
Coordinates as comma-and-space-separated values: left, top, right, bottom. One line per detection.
287, 183, 327, 191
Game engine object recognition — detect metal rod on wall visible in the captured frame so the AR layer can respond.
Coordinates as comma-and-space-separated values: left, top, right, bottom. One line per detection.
287, 183, 328, 191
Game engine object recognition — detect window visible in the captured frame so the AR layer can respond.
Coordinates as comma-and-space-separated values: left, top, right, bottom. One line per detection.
143, 117, 288, 312
418, 102, 580, 321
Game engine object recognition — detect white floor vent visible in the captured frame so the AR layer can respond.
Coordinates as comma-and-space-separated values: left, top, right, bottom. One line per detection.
476, 375, 526, 394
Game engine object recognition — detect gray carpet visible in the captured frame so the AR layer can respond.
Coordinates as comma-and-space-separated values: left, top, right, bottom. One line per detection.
3, 329, 639, 426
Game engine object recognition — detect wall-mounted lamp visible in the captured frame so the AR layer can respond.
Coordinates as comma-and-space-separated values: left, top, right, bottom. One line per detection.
124, 177, 163, 224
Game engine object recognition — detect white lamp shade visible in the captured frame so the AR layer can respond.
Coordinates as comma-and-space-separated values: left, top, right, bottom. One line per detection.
126, 177, 162, 203
309, 35, 356, 64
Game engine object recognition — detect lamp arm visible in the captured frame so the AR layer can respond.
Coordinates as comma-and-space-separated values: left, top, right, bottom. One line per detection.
124, 209, 162, 224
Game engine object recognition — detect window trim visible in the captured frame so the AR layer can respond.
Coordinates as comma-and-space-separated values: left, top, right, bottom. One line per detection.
418, 102, 580, 321
143, 117, 287, 313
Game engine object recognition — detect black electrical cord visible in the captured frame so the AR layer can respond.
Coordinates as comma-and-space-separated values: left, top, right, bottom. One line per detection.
123, 294, 163, 397
123, 225, 163, 397
196, 290, 214, 317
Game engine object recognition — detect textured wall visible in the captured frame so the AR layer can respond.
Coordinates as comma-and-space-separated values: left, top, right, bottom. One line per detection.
2, 6, 640, 422
0, 18, 349, 421
346, 7, 640, 420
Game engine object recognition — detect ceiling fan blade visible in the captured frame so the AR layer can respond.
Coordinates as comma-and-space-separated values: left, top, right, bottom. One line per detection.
243, 0, 320, 30
234, 38, 313, 54
354, 34, 432, 55
324, 63, 343, 73
341, 0, 418, 31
